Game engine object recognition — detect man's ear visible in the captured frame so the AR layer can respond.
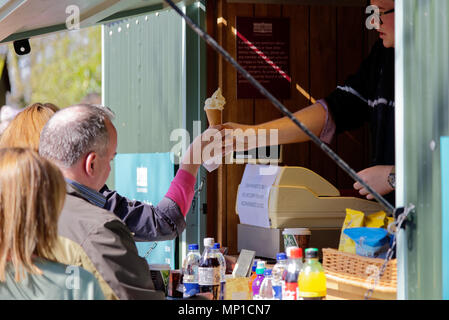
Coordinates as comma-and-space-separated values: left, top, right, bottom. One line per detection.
85, 152, 97, 177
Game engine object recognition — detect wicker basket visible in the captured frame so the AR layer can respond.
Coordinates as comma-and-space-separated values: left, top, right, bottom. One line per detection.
322, 248, 397, 300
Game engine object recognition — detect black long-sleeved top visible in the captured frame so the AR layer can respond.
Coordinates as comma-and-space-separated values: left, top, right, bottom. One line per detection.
325, 39, 395, 166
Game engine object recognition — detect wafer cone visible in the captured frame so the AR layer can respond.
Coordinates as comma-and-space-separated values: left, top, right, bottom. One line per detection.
205, 109, 222, 126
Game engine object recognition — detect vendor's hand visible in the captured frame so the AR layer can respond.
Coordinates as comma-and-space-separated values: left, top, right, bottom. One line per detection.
222, 122, 262, 152
353, 165, 394, 200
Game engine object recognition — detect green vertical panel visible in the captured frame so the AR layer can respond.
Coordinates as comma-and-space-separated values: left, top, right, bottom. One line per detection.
103, 9, 184, 187
184, 2, 207, 252
400, 0, 449, 299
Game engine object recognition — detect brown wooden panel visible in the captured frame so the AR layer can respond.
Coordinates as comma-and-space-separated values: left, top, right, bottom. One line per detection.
280, 5, 311, 168
253, 4, 283, 124
335, 6, 367, 189
223, 2, 254, 255
309, 5, 338, 186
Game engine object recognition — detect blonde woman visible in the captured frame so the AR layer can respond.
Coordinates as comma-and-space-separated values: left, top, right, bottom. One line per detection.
0, 148, 104, 300
0, 103, 58, 151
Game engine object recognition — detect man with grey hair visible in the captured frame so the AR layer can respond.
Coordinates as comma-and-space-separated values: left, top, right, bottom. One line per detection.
39, 104, 226, 299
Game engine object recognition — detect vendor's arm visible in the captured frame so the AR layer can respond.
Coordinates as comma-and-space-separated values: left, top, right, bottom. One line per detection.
224, 101, 333, 149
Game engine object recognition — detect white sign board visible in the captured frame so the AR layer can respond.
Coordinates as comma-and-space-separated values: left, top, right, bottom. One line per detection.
236, 164, 279, 228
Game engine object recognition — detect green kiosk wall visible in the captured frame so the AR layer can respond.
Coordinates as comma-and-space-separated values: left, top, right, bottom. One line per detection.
397, 0, 449, 299
102, 2, 207, 269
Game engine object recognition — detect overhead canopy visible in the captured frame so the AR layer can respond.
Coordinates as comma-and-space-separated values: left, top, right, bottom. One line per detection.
0, 0, 186, 43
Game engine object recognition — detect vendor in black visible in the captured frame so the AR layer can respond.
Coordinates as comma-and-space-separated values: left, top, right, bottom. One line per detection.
225, 0, 396, 205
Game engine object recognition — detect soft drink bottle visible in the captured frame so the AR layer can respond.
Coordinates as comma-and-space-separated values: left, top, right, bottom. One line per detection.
283, 247, 303, 300
259, 269, 275, 300
182, 244, 201, 298
213, 243, 226, 300
251, 260, 266, 299
198, 238, 221, 300
298, 248, 327, 300
272, 252, 288, 300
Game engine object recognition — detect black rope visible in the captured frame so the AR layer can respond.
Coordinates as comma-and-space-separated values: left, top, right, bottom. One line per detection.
164, 0, 395, 215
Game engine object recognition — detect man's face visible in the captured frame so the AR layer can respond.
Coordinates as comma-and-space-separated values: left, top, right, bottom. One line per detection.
371, 0, 395, 48
94, 120, 117, 190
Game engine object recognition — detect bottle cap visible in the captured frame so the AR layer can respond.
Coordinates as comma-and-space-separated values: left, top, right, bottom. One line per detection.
256, 261, 266, 275
305, 248, 319, 259
290, 247, 303, 259
251, 260, 258, 272
213, 243, 220, 249
276, 252, 287, 261
204, 237, 214, 247
188, 244, 199, 251
264, 269, 272, 276
286, 246, 294, 258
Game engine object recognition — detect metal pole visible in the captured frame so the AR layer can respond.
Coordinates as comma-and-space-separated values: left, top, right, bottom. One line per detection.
164, 0, 395, 214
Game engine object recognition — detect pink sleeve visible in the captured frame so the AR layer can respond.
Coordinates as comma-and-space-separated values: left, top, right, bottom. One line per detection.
164, 169, 197, 217
317, 99, 336, 144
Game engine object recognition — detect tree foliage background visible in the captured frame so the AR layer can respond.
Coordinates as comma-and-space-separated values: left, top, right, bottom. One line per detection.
6, 25, 101, 109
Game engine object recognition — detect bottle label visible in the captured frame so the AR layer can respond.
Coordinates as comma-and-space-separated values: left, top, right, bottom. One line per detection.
198, 267, 220, 286
283, 282, 297, 300
273, 285, 282, 300
183, 283, 199, 298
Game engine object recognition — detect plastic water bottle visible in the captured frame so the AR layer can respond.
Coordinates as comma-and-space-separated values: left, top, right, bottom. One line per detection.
283, 247, 303, 300
182, 244, 201, 298
213, 243, 226, 300
198, 238, 221, 300
272, 252, 288, 300
251, 260, 266, 299
258, 269, 275, 300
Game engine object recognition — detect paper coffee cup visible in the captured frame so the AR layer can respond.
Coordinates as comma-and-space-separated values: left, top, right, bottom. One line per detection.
282, 228, 311, 254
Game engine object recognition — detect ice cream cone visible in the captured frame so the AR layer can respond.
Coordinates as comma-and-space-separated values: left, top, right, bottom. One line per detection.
206, 109, 222, 126
204, 88, 226, 127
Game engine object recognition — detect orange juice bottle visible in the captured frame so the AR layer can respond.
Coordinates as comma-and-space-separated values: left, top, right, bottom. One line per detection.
248, 261, 258, 295
297, 248, 326, 300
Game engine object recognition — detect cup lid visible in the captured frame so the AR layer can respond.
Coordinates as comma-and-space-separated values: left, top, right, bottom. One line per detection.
282, 228, 311, 236
204, 237, 215, 247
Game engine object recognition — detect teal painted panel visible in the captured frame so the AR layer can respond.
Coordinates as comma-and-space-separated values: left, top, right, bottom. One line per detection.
399, 0, 449, 299
114, 152, 175, 268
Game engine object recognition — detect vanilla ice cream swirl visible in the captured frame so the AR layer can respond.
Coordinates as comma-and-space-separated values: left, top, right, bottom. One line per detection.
204, 88, 226, 110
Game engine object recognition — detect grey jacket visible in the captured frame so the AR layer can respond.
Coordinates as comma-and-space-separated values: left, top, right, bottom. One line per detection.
57, 184, 166, 300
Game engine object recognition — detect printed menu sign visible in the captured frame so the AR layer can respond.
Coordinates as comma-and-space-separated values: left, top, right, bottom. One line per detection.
236, 17, 290, 99
237, 164, 280, 228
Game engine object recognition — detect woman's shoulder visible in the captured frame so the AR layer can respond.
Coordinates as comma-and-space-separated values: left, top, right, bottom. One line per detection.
34, 258, 104, 299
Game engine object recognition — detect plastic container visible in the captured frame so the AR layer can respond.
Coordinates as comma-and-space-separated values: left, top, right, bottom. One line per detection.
259, 269, 275, 300
182, 244, 201, 298
298, 248, 327, 300
283, 247, 303, 300
213, 243, 226, 300
272, 252, 288, 300
198, 238, 220, 300
251, 260, 266, 299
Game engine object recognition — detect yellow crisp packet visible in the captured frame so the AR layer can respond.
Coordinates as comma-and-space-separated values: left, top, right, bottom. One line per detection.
338, 209, 365, 254
385, 216, 395, 231
365, 211, 387, 228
